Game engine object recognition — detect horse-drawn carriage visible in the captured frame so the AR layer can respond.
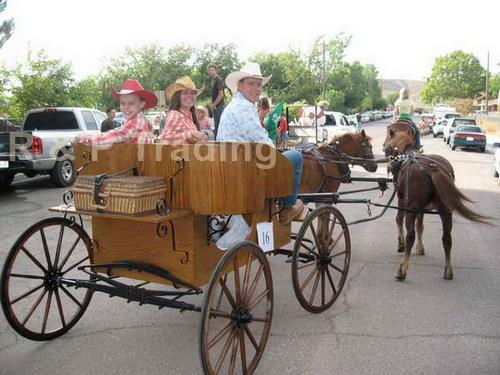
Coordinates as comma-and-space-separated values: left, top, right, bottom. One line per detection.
1, 141, 357, 374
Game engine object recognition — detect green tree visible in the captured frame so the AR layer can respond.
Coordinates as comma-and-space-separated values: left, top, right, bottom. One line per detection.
489, 74, 500, 99
7, 51, 76, 119
421, 51, 485, 103
0, 0, 14, 49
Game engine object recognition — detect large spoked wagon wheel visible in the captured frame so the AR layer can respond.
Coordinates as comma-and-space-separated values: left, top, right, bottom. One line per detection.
291, 205, 351, 313
1, 217, 93, 341
200, 241, 273, 375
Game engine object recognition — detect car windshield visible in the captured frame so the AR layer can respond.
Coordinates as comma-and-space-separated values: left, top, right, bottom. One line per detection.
454, 119, 476, 126
444, 113, 460, 119
456, 126, 482, 133
24, 111, 79, 131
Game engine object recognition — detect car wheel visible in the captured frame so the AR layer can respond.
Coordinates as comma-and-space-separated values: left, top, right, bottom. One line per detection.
494, 169, 499, 178
451, 145, 456, 150
0, 173, 14, 189
51, 159, 75, 187
479, 147, 485, 153
433, 133, 437, 138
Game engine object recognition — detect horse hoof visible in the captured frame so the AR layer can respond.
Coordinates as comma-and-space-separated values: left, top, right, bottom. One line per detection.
444, 268, 454, 280
395, 269, 406, 281
397, 246, 405, 253
416, 249, 425, 256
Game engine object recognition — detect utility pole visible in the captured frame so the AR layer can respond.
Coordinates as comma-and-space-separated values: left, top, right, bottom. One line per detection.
485, 51, 489, 115
322, 39, 326, 99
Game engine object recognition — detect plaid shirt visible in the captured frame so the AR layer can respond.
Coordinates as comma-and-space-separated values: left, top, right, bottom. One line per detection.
77, 113, 152, 146
159, 110, 198, 143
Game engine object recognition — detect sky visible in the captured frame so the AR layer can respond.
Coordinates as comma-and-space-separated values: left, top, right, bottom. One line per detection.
0, 0, 499, 82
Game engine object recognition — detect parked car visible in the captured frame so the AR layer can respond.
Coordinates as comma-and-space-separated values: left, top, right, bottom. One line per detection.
443, 118, 476, 144
360, 112, 371, 123
432, 119, 447, 138
0, 107, 105, 188
449, 125, 486, 152
494, 146, 500, 178
114, 112, 126, 127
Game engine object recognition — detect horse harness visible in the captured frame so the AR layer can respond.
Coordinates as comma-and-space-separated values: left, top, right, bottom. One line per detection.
391, 151, 454, 207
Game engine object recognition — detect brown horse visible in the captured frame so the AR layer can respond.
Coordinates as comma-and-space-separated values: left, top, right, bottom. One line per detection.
384, 131, 490, 280
299, 130, 378, 194
382, 119, 416, 156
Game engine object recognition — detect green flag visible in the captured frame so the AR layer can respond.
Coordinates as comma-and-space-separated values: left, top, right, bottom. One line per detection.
264, 100, 285, 142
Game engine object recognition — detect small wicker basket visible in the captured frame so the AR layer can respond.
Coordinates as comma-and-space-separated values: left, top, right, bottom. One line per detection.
74, 175, 166, 215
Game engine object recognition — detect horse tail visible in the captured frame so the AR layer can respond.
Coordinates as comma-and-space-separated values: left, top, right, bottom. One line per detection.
430, 168, 492, 224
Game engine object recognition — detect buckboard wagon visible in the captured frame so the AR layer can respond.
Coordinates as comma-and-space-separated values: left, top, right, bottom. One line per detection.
1, 142, 352, 374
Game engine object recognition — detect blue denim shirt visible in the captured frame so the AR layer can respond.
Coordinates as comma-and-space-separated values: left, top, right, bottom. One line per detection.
216, 92, 274, 146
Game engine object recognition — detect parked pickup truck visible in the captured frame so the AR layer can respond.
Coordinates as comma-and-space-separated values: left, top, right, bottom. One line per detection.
0, 107, 106, 188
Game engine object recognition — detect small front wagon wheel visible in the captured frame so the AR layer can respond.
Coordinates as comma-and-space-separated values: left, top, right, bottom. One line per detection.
1, 217, 93, 341
291, 205, 351, 313
200, 241, 273, 375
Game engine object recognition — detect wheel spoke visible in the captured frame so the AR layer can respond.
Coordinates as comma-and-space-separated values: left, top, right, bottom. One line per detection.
309, 222, 322, 254
53, 224, 66, 269
21, 246, 47, 273
41, 290, 53, 334
239, 329, 247, 375
297, 260, 317, 270
61, 256, 89, 275
214, 328, 237, 374
300, 240, 320, 258
241, 252, 253, 304
309, 269, 321, 305
321, 268, 326, 305
325, 267, 338, 296
300, 265, 318, 292
40, 228, 53, 270
57, 236, 81, 272
60, 285, 83, 308
21, 288, 48, 326
247, 289, 270, 311
243, 264, 264, 306
327, 216, 337, 245
228, 330, 239, 375
250, 316, 270, 323
208, 321, 233, 350
233, 257, 242, 304
54, 288, 66, 327
331, 249, 347, 258
327, 229, 346, 254
243, 325, 259, 351
11, 283, 45, 305
219, 276, 237, 309
9, 273, 45, 280
328, 263, 345, 275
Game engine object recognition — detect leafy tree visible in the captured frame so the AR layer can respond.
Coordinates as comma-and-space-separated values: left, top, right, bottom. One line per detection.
384, 92, 399, 109
488, 74, 500, 99
421, 51, 485, 103
7, 51, 76, 119
0, 0, 14, 49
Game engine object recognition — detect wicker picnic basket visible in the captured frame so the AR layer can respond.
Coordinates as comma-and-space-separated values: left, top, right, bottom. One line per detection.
73, 174, 167, 215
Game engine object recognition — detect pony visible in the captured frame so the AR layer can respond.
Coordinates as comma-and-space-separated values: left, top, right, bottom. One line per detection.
384, 130, 490, 280
299, 130, 378, 194
382, 119, 417, 156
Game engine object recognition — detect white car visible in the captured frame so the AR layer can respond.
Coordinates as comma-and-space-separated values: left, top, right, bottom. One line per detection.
432, 119, 447, 138
443, 118, 476, 144
494, 146, 500, 179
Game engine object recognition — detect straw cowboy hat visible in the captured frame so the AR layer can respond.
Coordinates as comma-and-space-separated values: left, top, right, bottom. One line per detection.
225, 62, 272, 94
164, 76, 204, 103
112, 79, 158, 109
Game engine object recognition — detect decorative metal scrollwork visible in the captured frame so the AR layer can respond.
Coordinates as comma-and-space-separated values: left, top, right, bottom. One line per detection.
156, 222, 169, 238
156, 198, 171, 216
76, 151, 92, 175
62, 190, 74, 206
208, 215, 232, 243
63, 213, 84, 229
155, 220, 189, 264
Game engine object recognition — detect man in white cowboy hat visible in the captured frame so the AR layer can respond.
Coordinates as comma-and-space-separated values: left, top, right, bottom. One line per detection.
217, 62, 305, 225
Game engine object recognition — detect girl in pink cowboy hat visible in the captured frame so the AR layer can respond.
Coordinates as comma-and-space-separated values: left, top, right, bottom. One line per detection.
76, 79, 158, 145
159, 76, 208, 143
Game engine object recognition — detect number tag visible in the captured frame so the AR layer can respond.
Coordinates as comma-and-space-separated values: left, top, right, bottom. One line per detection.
256, 222, 274, 253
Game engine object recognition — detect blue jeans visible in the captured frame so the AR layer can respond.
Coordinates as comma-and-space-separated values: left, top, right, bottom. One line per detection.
213, 104, 225, 137
279, 150, 303, 208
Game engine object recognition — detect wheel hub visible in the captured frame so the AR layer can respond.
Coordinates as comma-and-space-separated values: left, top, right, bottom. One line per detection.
46, 271, 62, 289
233, 307, 253, 326
319, 254, 332, 265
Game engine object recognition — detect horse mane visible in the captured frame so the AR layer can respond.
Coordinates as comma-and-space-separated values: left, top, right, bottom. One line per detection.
329, 131, 370, 146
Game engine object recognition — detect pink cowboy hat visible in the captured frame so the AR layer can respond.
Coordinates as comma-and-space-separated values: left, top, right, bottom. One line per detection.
112, 79, 158, 109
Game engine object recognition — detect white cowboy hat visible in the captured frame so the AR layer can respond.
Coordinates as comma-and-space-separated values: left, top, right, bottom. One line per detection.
225, 62, 272, 94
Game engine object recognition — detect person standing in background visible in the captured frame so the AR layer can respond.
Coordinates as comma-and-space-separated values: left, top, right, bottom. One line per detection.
207, 64, 225, 137
101, 107, 117, 132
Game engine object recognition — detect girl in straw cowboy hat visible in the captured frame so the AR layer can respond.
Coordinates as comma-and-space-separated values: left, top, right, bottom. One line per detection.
76, 79, 157, 146
159, 76, 208, 143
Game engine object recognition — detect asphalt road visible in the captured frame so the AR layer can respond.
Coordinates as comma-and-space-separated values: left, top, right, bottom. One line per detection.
1, 120, 499, 374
